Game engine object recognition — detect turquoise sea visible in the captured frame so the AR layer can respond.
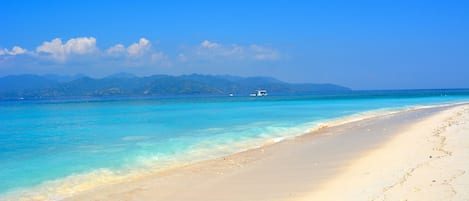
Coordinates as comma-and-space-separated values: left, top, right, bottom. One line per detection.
1, 89, 469, 200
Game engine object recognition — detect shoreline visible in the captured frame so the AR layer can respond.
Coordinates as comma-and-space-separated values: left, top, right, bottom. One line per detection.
3, 102, 467, 200
62, 103, 469, 201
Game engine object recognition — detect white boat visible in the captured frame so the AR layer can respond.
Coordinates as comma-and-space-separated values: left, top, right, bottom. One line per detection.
249, 90, 268, 97
256, 90, 268, 96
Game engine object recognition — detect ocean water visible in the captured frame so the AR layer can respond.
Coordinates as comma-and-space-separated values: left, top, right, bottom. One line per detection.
1, 89, 469, 200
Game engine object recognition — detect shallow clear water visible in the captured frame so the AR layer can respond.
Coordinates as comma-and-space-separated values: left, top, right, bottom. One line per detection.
1, 90, 469, 199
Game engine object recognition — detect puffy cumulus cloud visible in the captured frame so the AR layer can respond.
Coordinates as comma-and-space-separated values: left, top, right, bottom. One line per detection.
0, 37, 173, 68
11, 46, 27, 55
193, 40, 280, 61
18, 37, 168, 66
0, 46, 27, 56
64, 37, 97, 54
105, 38, 153, 58
36, 38, 65, 61
103, 38, 170, 67
106, 44, 126, 56
1, 37, 281, 69
126, 38, 151, 57
0, 46, 28, 63
36, 37, 97, 62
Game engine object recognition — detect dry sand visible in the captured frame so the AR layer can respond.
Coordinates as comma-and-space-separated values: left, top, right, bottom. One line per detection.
65, 104, 469, 201
301, 104, 469, 201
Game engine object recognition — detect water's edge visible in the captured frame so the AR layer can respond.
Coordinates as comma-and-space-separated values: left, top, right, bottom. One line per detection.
2, 101, 468, 200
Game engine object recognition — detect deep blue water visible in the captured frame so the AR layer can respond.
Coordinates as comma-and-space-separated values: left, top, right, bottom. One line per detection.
1, 89, 469, 199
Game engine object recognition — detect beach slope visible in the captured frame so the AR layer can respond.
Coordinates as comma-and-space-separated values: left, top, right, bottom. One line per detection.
302, 104, 469, 201
66, 104, 469, 201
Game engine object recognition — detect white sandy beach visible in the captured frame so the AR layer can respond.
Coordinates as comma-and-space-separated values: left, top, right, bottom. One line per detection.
64, 104, 469, 201
301, 104, 469, 201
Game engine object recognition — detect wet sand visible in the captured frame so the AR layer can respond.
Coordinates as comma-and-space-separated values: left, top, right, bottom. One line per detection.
65, 104, 469, 201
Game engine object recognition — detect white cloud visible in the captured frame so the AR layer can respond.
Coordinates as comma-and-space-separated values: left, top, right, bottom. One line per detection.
36, 38, 65, 61
201, 40, 219, 49
31, 37, 163, 65
11, 46, 27, 55
127, 38, 151, 57
105, 38, 152, 58
36, 37, 97, 62
197, 40, 240, 57
103, 38, 170, 66
1, 37, 280, 69
0, 46, 27, 56
64, 37, 97, 54
193, 40, 280, 61
106, 44, 126, 56
250, 45, 280, 60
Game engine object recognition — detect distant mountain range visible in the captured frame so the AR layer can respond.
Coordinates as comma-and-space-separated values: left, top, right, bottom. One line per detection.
0, 73, 350, 99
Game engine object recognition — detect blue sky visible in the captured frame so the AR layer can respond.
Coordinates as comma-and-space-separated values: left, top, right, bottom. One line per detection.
1, 0, 468, 89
